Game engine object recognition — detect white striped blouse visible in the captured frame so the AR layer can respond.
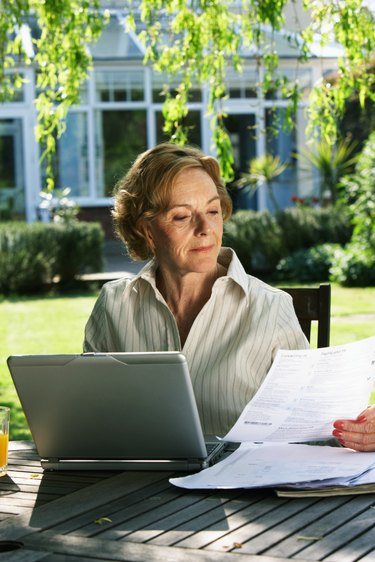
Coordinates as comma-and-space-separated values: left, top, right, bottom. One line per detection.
83, 248, 309, 435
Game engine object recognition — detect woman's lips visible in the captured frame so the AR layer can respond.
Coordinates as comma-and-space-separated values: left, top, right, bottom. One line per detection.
190, 245, 214, 253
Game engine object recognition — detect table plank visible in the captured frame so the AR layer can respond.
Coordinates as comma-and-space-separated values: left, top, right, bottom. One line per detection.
257, 496, 353, 559
293, 495, 375, 561
50, 477, 175, 535
0, 549, 48, 562
148, 492, 282, 548
324, 523, 375, 562
237, 497, 359, 557
93, 489, 229, 542
125, 490, 250, 545
203, 496, 320, 554
21, 531, 312, 562
1, 443, 375, 562
0, 471, 172, 540
1, 441, 117, 520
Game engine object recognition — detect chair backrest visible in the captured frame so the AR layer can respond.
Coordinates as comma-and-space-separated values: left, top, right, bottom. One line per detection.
280, 283, 331, 348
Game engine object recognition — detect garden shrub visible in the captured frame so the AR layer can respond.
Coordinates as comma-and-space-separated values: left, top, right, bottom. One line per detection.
275, 207, 352, 253
49, 222, 104, 284
332, 131, 375, 286
330, 243, 375, 287
223, 207, 352, 276
223, 210, 283, 273
276, 243, 342, 283
0, 222, 54, 293
0, 221, 104, 294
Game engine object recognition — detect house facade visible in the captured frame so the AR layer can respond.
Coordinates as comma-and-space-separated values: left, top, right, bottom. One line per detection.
0, 9, 339, 237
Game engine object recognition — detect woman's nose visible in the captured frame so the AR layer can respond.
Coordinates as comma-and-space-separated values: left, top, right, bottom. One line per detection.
195, 213, 211, 234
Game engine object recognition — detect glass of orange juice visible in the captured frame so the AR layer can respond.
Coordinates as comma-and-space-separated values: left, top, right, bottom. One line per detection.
0, 407, 10, 476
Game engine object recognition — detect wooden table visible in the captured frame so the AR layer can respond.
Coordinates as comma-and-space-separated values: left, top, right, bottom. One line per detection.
1, 441, 375, 561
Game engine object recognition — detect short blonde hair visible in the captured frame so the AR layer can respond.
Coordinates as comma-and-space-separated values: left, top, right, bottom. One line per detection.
112, 143, 233, 260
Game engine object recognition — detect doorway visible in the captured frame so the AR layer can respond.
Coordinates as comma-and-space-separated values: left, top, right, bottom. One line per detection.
0, 118, 25, 219
223, 113, 258, 211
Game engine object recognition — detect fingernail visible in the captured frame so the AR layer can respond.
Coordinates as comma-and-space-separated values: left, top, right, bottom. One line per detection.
333, 429, 343, 438
333, 421, 344, 430
357, 415, 367, 423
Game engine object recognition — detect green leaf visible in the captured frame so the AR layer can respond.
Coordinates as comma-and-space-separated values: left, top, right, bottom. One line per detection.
94, 517, 112, 525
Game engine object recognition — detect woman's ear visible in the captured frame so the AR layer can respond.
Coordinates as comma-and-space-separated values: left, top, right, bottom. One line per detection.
143, 223, 155, 253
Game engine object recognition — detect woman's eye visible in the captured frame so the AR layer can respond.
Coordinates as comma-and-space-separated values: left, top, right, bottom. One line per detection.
208, 209, 219, 215
173, 214, 190, 222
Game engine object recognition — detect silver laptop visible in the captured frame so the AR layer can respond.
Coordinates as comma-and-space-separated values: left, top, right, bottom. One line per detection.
7, 351, 226, 471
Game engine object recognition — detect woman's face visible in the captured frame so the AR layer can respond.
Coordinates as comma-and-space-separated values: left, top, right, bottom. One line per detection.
146, 167, 223, 276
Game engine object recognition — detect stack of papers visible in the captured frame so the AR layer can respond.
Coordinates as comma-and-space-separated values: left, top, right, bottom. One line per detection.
171, 336, 375, 494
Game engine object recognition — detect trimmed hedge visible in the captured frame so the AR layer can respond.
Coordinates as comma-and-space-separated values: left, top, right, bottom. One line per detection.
276, 243, 342, 283
223, 210, 283, 273
0, 221, 104, 294
223, 207, 353, 276
275, 207, 353, 253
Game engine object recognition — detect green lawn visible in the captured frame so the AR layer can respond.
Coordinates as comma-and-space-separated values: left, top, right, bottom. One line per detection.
1, 292, 98, 439
1, 285, 374, 439
282, 284, 375, 346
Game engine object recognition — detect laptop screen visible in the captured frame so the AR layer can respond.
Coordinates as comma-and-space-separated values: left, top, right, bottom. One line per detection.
7, 352, 210, 465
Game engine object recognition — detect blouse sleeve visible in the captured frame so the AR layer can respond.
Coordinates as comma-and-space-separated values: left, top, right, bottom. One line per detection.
273, 290, 310, 358
83, 286, 109, 352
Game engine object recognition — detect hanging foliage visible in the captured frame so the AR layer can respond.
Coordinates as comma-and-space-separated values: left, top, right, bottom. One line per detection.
0, 0, 106, 190
124, 0, 375, 178
0, 0, 374, 184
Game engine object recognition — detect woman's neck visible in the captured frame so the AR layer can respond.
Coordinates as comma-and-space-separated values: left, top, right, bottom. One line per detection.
156, 264, 225, 346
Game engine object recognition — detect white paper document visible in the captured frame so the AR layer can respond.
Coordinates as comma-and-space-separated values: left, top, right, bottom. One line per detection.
170, 442, 375, 490
171, 336, 375, 491
223, 336, 375, 444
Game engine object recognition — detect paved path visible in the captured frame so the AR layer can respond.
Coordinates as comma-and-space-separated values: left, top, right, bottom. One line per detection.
332, 314, 375, 323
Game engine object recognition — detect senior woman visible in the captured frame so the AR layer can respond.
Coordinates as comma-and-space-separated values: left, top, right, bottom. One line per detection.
84, 143, 375, 448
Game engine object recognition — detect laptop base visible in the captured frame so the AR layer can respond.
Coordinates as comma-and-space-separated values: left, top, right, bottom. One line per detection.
41, 442, 227, 472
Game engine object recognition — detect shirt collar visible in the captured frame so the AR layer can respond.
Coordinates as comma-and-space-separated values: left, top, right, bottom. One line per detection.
124, 258, 158, 294
125, 247, 249, 299
217, 247, 249, 299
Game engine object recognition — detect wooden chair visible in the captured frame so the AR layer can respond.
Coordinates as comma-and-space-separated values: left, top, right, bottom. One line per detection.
280, 283, 331, 348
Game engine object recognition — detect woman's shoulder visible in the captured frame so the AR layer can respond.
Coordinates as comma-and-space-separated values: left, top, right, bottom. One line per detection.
98, 275, 137, 298
243, 275, 295, 316
247, 275, 285, 295
242, 272, 287, 298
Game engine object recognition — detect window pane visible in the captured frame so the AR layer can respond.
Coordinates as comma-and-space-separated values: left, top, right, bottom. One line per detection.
226, 70, 258, 99
152, 73, 202, 103
265, 108, 297, 208
95, 70, 145, 102
95, 109, 147, 197
59, 112, 89, 196
41, 112, 89, 197
156, 110, 202, 146
0, 127, 16, 188
223, 113, 257, 211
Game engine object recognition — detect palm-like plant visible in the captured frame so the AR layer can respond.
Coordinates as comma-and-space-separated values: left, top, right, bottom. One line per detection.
296, 138, 359, 205
236, 154, 288, 212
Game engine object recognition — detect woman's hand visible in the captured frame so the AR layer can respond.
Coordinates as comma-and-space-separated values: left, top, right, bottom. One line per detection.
333, 405, 375, 452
